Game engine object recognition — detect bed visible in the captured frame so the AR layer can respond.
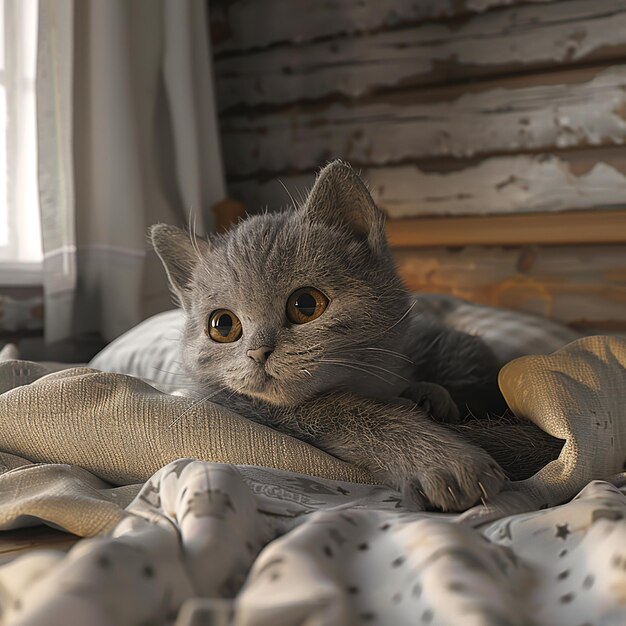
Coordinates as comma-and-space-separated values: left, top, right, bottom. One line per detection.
0, 297, 624, 626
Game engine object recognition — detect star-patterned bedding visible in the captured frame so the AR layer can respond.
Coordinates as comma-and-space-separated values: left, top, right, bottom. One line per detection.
0, 461, 624, 625
0, 335, 623, 625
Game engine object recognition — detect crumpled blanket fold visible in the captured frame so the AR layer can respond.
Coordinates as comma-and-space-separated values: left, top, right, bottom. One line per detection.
0, 461, 625, 626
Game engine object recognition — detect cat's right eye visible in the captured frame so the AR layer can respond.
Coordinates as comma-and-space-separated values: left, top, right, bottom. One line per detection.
286, 287, 329, 324
207, 309, 243, 343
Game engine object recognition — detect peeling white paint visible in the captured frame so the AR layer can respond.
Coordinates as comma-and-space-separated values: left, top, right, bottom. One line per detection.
222, 67, 626, 177
213, 0, 554, 54
348, 156, 626, 217
213, 0, 459, 53
215, 0, 626, 109
467, 0, 551, 11
229, 151, 626, 218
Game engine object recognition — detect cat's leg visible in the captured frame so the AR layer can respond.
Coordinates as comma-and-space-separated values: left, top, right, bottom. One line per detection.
409, 318, 507, 417
270, 393, 506, 512
400, 381, 460, 424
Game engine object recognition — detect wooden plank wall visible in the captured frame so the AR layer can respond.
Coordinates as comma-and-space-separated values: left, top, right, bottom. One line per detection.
210, 0, 626, 331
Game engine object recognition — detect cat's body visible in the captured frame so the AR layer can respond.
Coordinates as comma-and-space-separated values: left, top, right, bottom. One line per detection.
151, 161, 509, 511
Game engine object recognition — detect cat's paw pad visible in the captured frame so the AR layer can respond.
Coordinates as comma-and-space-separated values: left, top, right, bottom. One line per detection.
401, 450, 506, 512
402, 382, 460, 424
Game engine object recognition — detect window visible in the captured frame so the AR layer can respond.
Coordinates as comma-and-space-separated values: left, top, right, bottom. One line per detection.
0, 0, 42, 285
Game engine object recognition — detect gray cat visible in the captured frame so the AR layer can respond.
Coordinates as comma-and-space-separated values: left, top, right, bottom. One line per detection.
150, 161, 509, 512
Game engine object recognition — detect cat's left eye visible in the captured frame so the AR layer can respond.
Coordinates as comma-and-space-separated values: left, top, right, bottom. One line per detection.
286, 287, 329, 324
207, 309, 243, 343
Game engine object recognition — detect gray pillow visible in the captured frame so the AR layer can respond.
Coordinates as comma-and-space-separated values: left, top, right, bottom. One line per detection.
413, 294, 583, 364
89, 309, 186, 386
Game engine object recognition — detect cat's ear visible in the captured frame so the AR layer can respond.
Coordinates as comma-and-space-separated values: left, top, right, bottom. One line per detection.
301, 160, 386, 254
150, 224, 208, 310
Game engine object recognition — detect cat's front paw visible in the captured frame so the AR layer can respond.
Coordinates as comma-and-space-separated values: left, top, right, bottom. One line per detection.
400, 446, 506, 512
401, 381, 460, 424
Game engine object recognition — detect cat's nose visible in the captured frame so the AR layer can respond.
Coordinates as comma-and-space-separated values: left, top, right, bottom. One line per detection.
247, 346, 274, 365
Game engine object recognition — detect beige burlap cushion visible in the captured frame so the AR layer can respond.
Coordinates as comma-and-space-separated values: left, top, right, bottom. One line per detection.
500, 336, 626, 495
0, 361, 372, 486
461, 335, 626, 524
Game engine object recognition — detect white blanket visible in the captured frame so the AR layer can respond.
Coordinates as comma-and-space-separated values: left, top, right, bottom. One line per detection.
0, 460, 624, 625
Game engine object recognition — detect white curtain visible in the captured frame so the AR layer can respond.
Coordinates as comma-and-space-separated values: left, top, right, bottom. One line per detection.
0, 0, 42, 272
37, 0, 226, 342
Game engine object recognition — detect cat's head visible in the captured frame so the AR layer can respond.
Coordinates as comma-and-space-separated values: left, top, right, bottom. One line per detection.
151, 161, 411, 406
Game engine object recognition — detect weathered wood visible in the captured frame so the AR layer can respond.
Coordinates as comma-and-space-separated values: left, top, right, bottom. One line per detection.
211, 198, 246, 233
386, 209, 626, 248
228, 148, 626, 217
215, 0, 626, 110
393, 245, 626, 331
221, 66, 626, 177
211, 0, 553, 53
0, 527, 78, 565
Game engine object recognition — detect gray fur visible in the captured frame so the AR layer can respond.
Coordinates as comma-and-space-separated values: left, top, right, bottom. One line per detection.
151, 160, 511, 511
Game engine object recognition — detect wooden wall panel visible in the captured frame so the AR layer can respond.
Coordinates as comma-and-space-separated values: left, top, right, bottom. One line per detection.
393, 245, 626, 331
211, 0, 553, 53
385, 210, 626, 248
212, 0, 626, 331
221, 66, 626, 177
229, 149, 626, 217
214, 0, 626, 110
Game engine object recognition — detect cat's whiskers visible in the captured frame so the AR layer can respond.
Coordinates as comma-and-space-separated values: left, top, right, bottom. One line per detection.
294, 184, 307, 208
354, 361, 410, 383
187, 207, 214, 279
373, 300, 418, 340
325, 356, 410, 383
188, 208, 203, 261
350, 347, 414, 365
222, 381, 250, 405
278, 179, 300, 210
151, 366, 188, 378
284, 343, 324, 357
316, 359, 398, 386
168, 384, 230, 429
414, 332, 444, 360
